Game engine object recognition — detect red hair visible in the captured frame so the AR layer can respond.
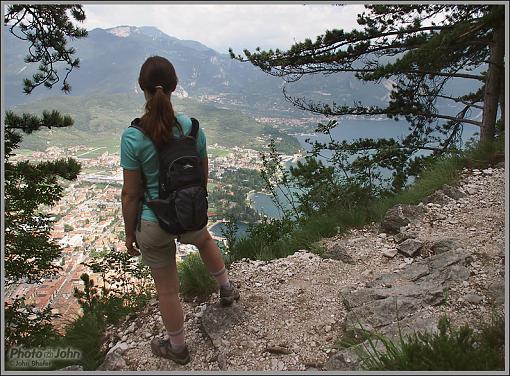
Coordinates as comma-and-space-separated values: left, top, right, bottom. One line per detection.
138, 56, 183, 147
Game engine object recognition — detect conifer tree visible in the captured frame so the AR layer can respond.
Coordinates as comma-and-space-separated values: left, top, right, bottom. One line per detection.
231, 4, 505, 191
4, 5, 87, 348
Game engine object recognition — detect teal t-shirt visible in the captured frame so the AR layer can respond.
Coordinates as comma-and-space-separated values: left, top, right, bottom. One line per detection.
120, 113, 207, 222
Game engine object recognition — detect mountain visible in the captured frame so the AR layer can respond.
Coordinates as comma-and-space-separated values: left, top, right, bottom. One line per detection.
4, 25, 394, 116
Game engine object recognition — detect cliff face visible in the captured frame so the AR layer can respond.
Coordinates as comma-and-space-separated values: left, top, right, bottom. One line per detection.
97, 166, 505, 371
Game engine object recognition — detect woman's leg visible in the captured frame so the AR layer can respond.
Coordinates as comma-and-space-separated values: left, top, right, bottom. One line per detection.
193, 229, 228, 281
150, 261, 185, 351
191, 229, 240, 305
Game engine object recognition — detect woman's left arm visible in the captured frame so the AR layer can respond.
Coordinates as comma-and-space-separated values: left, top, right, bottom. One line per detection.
122, 169, 143, 256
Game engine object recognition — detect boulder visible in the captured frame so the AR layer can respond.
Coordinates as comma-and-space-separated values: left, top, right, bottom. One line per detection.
486, 280, 505, 305
382, 249, 398, 258
200, 301, 246, 348
442, 185, 466, 200
421, 191, 451, 205
57, 365, 84, 371
397, 239, 423, 257
380, 205, 426, 234
430, 239, 459, 255
96, 349, 127, 371
322, 245, 355, 264
393, 231, 418, 244
463, 294, 483, 304
340, 248, 472, 363
324, 347, 360, 371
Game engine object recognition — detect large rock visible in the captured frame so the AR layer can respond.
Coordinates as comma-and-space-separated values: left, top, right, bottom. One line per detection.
397, 239, 423, 257
324, 347, 360, 371
380, 205, 426, 234
344, 296, 422, 331
326, 313, 440, 371
442, 185, 466, 200
421, 191, 451, 205
486, 280, 505, 305
430, 239, 459, 254
322, 245, 355, 264
200, 302, 246, 348
393, 230, 417, 244
339, 248, 472, 370
96, 349, 127, 371
57, 365, 84, 371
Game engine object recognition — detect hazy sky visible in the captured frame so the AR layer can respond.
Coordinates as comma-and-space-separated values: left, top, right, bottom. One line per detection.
82, 3, 365, 54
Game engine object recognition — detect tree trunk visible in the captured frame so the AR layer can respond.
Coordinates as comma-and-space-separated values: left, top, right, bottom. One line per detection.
480, 21, 504, 143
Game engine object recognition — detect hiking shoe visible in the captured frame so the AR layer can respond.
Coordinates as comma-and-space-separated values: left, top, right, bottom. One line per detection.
150, 338, 190, 365
220, 282, 240, 306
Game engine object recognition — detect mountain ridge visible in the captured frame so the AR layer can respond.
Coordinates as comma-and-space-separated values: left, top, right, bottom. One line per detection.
4, 24, 392, 115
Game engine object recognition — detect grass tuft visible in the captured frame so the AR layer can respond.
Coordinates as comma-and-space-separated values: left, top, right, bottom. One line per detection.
178, 252, 217, 301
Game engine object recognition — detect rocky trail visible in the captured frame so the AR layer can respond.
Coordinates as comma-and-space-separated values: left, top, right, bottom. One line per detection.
97, 166, 506, 372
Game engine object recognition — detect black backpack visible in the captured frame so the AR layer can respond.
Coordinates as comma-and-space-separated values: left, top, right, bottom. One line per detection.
130, 117, 208, 235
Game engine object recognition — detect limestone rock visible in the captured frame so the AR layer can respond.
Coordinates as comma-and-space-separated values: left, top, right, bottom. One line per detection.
200, 302, 246, 348
382, 249, 398, 258
97, 349, 127, 371
324, 348, 360, 371
463, 294, 483, 304
431, 239, 459, 255
442, 185, 466, 200
56, 365, 84, 371
394, 231, 418, 244
380, 204, 426, 234
486, 280, 505, 305
322, 245, 355, 264
397, 239, 423, 257
422, 191, 451, 205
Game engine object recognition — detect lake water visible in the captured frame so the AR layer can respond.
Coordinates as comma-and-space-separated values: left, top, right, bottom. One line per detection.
249, 118, 479, 218
208, 221, 250, 239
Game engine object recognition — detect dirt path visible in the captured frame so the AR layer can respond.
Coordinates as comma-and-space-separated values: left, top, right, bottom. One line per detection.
99, 166, 506, 371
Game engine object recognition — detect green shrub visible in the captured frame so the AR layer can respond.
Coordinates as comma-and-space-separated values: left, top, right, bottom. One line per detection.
58, 313, 105, 370
355, 314, 505, 371
178, 252, 217, 301
229, 139, 504, 264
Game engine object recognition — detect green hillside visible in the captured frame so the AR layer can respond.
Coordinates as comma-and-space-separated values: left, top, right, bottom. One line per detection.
9, 93, 301, 154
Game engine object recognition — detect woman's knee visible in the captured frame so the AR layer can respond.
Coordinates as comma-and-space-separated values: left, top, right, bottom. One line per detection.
150, 264, 179, 295
194, 230, 214, 250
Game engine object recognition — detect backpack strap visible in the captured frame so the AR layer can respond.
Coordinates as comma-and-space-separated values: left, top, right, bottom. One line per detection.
189, 117, 200, 140
130, 117, 145, 134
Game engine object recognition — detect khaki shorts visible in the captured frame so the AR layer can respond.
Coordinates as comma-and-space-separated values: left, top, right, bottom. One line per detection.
135, 220, 207, 268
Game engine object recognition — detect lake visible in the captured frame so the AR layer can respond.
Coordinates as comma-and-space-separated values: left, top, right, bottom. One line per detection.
248, 118, 480, 218
208, 221, 250, 239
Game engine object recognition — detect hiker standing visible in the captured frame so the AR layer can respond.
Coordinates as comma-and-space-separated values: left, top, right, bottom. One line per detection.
120, 56, 239, 365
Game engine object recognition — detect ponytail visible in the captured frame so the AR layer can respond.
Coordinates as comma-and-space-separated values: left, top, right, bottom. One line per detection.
140, 87, 182, 147
138, 56, 182, 148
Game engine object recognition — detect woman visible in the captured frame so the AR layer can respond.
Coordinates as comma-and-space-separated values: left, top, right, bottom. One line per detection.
120, 56, 239, 365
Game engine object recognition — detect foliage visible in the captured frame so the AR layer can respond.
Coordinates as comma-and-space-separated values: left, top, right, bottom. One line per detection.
59, 313, 104, 370
354, 314, 505, 371
229, 139, 503, 262
220, 215, 239, 257
80, 249, 154, 317
177, 252, 217, 301
61, 251, 154, 369
4, 297, 61, 350
4, 6, 87, 352
259, 139, 302, 219
232, 5, 505, 191
4, 4, 87, 94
